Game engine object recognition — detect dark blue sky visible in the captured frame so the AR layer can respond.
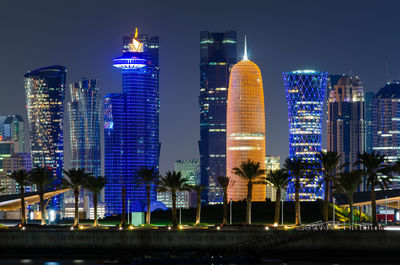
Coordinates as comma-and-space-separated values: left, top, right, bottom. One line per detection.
1, 0, 400, 174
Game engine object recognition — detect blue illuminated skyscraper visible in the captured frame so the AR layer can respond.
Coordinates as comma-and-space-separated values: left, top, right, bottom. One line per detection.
283, 70, 328, 201
198, 31, 237, 204
104, 29, 160, 214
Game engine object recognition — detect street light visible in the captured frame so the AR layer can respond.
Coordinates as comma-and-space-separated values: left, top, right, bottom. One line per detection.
333, 197, 336, 225
281, 196, 284, 226
230, 199, 232, 225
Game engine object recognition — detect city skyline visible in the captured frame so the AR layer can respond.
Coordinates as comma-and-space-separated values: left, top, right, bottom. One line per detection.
1, 0, 400, 174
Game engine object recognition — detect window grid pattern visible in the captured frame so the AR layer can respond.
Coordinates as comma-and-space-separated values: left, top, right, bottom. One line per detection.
104, 44, 160, 214
199, 31, 237, 204
283, 71, 327, 201
227, 60, 266, 202
24, 66, 65, 210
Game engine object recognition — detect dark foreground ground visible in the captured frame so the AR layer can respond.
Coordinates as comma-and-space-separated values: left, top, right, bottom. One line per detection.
1, 228, 400, 263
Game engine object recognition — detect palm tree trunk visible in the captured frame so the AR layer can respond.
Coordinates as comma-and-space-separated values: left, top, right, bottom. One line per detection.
323, 181, 329, 222
146, 185, 151, 225
20, 186, 25, 225
40, 192, 45, 225
371, 187, 377, 227
74, 188, 79, 226
246, 181, 252, 225
172, 191, 177, 227
93, 193, 98, 226
222, 188, 228, 225
195, 192, 201, 225
349, 195, 354, 226
274, 188, 281, 225
295, 180, 301, 226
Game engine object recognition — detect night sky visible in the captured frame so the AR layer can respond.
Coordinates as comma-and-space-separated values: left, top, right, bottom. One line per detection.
1, 0, 400, 174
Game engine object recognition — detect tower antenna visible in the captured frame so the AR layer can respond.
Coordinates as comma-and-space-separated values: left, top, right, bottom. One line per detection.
243, 35, 248, 61
386, 59, 391, 83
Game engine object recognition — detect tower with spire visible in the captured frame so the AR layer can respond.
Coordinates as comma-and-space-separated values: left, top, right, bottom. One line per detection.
226, 37, 266, 202
104, 29, 160, 214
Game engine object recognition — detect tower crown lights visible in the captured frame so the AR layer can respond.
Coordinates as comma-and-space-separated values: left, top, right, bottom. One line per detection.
128, 27, 143, 53
113, 27, 146, 69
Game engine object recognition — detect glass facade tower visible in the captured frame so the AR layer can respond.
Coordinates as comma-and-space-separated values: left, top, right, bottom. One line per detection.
373, 82, 400, 188
365, 91, 375, 154
327, 75, 365, 173
283, 70, 327, 201
199, 31, 237, 204
0, 115, 25, 153
69, 79, 101, 177
25, 65, 65, 210
24, 65, 65, 179
104, 30, 160, 214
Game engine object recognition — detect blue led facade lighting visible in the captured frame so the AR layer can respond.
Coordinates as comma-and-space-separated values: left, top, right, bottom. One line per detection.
104, 31, 160, 214
283, 70, 328, 201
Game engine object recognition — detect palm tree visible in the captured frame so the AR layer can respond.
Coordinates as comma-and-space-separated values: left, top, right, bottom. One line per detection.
137, 167, 159, 225
62, 169, 91, 227
9, 170, 30, 225
283, 157, 312, 226
317, 151, 340, 222
191, 185, 205, 225
29, 167, 57, 225
158, 171, 188, 227
218, 176, 234, 225
232, 159, 266, 225
333, 170, 362, 225
84, 175, 106, 226
265, 169, 289, 225
355, 151, 393, 227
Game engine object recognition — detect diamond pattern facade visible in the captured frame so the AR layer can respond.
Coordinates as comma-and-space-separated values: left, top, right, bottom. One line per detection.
283, 70, 327, 201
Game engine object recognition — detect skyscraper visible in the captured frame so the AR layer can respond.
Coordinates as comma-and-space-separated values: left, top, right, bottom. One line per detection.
226, 40, 266, 202
327, 75, 365, 173
0, 153, 32, 195
0, 115, 25, 153
67, 79, 101, 219
0, 115, 25, 173
24, 65, 65, 179
104, 29, 160, 214
373, 82, 400, 188
199, 31, 237, 204
365, 92, 375, 154
69, 79, 101, 177
283, 70, 327, 201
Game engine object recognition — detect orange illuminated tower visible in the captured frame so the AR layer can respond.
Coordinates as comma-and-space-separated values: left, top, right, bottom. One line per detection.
226, 37, 266, 201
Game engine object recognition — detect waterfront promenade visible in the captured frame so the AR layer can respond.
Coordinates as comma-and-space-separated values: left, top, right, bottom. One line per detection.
0, 225, 399, 258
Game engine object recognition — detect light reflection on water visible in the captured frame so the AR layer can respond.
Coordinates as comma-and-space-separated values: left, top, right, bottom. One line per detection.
0, 260, 397, 265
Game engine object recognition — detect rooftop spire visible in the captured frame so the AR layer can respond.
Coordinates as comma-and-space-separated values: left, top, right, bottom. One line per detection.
243, 35, 248, 61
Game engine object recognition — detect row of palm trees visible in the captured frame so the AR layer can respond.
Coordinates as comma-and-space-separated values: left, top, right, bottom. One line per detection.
138, 169, 206, 227
10, 167, 106, 227
265, 151, 398, 227
10, 150, 397, 228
